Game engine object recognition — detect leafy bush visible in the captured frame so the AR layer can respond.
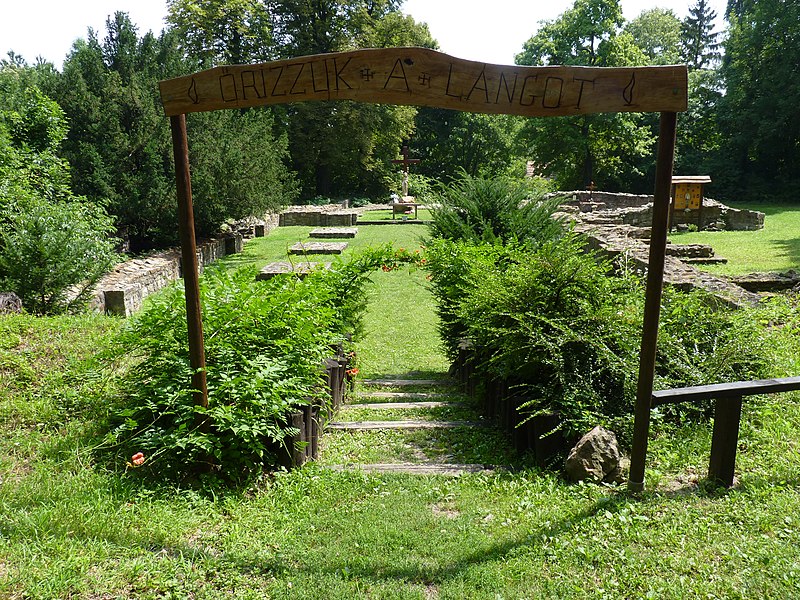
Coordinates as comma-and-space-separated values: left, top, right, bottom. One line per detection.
103, 246, 421, 483
426, 235, 773, 440
427, 171, 564, 246
104, 267, 342, 483
0, 75, 118, 314
0, 195, 118, 314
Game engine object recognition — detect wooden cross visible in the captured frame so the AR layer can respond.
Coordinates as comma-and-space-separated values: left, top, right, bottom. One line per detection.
391, 145, 420, 173
391, 145, 420, 197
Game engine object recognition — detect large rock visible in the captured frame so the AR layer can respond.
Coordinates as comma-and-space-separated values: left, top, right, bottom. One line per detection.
565, 426, 622, 482
0, 292, 22, 314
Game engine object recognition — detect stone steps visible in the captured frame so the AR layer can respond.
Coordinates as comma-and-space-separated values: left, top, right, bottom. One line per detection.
341, 401, 458, 410
309, 227, 358, 239
324, 463, 500, 476
256, 261, 331, 280
288, 241, 348, 255
361, 378, 456, 388
327, 420, 484, 431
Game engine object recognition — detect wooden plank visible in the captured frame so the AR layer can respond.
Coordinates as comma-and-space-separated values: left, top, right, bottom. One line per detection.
355, 391, 451, 400
341, 401, 458, 410
708, 395, 743, 487
327, 420, 483, 430
324, 463, 500, 476
169, 114, 209, 420
159, 47, 687, 117
628, 111, 678, 493
361, 379, 456, 387
652, 376, 800, 405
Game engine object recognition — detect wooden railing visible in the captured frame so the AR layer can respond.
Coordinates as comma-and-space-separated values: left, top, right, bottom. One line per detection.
650, 376, 800, 487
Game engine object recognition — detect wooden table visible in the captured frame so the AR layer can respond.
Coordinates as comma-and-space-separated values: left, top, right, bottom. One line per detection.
392, 203, 419, 219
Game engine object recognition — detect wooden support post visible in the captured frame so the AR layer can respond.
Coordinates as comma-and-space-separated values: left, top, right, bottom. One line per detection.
628, 112, 678, 492
708, 396, 743, 487
169, 114, 209, 418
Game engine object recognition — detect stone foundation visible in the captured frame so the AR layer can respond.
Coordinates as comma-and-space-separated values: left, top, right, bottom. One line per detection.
92, 234, 243, 317
551, 191, 765, 231
279, 205, 359, 227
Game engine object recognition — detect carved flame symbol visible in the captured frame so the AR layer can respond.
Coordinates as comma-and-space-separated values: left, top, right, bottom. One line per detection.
188, 78, 199, 104
623, 73, 636, 106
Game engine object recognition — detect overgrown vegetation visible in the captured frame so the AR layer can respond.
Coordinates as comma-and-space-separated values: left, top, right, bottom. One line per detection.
425, 174, 774, 439
0, 70, 118, 314
101, 246, 422, 483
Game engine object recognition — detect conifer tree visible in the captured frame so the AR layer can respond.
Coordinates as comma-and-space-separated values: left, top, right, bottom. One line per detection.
681, 0, 720, 70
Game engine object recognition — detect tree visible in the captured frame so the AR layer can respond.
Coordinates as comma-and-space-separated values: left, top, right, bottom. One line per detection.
0, 68, 117, 314
265, 1, 435, 199
681, 0, 721, 70
516, 0, 653, 190
625, 8, 682, 65
716, 0, 800, 199
48, 12, 296, 249
414, 109, 523, 183
166, 0, 273, 65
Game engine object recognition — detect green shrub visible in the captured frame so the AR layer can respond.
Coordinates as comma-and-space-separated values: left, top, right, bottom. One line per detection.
427, 172, 564, 246
102, 246, 421, 483
0, 194, 118, 314
104, 267, 341, 483
426, 235, 774, 441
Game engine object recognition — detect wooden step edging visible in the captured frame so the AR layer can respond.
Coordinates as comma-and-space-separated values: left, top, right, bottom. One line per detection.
327, 420, 484, 431
341, 401, 458, 410
355, 391, 452, 400
361, 379, 456, 387
324, 463, 500, 476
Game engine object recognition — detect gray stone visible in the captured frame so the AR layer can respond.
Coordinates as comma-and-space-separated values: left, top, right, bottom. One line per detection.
279, 206, 359, 227
565, 426, 621, 482
256, 261, 331, 280
732, 270, 800, 293
309, 227, 358, 239
288, 241, 348, 255
665, 243, 715, 259
0, 292, 22, 314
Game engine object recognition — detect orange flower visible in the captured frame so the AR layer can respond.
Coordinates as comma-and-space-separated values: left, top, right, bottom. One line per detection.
131, 452, 145, 466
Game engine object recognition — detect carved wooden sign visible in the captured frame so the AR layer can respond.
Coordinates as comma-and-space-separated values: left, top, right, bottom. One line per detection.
159, 47, 687, 117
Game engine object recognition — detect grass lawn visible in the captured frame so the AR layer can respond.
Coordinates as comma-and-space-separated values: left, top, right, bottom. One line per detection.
3, 219, 800, 598
670, 203, 800, 275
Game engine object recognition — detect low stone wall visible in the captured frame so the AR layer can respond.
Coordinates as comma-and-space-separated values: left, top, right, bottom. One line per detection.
279, 205, 359, 227
88, 212, 282, 317
93, 234, 242, 317
229, 213, 280, 238
551, 191, 765, 231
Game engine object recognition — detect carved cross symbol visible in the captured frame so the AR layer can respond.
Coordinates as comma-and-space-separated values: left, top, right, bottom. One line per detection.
360, 68, 374, 82
418, 73, 431, 87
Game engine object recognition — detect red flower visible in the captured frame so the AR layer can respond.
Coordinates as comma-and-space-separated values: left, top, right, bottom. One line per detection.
131, 452, 145, 467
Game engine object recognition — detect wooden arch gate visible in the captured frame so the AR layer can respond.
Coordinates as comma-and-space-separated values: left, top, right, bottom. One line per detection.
159, 47, 688, 491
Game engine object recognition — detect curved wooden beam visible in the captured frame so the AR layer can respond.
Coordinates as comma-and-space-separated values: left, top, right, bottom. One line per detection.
160, 47, 687, 118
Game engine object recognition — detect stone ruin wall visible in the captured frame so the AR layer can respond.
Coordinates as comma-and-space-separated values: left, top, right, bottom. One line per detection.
552, 190, 765, 231
89, 214, 279, 317
279, 205, 359, 227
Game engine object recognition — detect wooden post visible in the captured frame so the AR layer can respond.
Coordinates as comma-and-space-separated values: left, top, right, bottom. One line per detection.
708, 396, 743, 487
628, 112, 678, 492
169, 114, 209, 418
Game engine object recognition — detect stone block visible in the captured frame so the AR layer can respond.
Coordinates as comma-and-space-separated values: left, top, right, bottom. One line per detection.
309, 227, 358, 239
257, 261, 332, 280
288, 242, 348, 255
